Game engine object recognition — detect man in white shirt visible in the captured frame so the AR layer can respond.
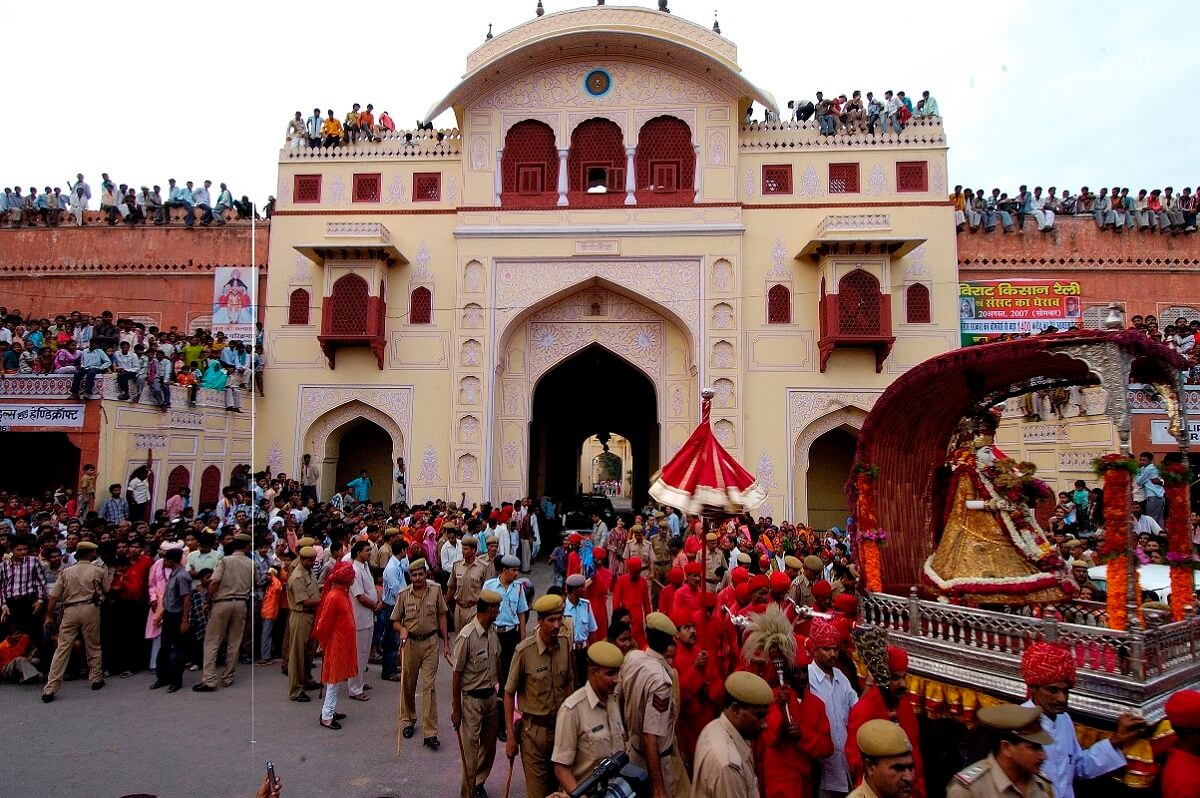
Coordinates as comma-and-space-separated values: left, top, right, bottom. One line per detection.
440, 527, 463, 574
807, 620, 857, 798
1131, 504, 1163, 537
347, 540, 379, 700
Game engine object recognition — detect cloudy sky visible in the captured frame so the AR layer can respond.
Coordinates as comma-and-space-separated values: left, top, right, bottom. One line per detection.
5, 0, 1197, 202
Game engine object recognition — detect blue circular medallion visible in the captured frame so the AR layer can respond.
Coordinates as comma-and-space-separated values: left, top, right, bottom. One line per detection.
584, 69, 612, 97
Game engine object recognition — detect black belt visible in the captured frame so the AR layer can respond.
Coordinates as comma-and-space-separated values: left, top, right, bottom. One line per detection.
214, 596, 250, 603
655, 561, 670, 566
633, 744, 674, 757
522, 713, 556, 728
465, 687, 495, 699
409, 630, 437, 641
496, 625, 518, 634
293, 608, 315, 614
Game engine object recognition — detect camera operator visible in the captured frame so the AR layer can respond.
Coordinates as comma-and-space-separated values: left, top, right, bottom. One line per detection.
692, 671, 774, 798
551, 641, 626, 792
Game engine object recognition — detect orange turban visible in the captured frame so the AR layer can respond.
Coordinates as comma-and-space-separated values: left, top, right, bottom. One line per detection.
1021, 642, 1076, 688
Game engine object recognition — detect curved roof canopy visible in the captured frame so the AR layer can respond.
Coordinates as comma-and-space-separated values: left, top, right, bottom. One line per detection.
423, 6, 778, 124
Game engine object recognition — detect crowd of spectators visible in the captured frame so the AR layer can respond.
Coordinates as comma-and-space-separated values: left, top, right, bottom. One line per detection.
746, 89, 940, 136
0, 307, 264, 410
952, 184, 1200, 235
1, 173, 263, 229
285, 105, 450, 150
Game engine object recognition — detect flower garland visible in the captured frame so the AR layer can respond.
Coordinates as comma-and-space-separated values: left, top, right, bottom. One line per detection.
967, 466, 1058, 567
853, 469, 884, 593
1094, 453, 1138, 630
1163, 462, 1195, 621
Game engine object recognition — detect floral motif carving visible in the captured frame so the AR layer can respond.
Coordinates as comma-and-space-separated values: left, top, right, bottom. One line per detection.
446, 175, 459, 204
471, 136, 489, 170
712, 259, 732, 292
708, 130, 727, 165
866, 163, 888, 195
671, 385, 684, 417
711, 303, 734, 329
326, 176, 346, 205
464, 261, 484, 293
787, 389, 880, 447
756, 449, 778, 490
712, 340, 734, 369
411, 242, 434, 284
903, 244, 928, 279
798, 164, 820, 198
743, 166, 755, 199
298, 387, 412, 432
475, 62, 726, 110
278, 176, 292, 206
714, 419, 735, 447
767, 238, 790, 279
461, 339, 483, 367
714, 378, 735, 408
503, 441, 520, 468
133, 434, 167, 450
419, 443, 440, 485
385, 173, 406, 204
290, 254, 313, 285
459, 376, 482, 405
459, 415, 480, 442
527, 322, 662, 382
267, 441, 283, 474
457, 453, 479, 483
462, 303, 484, 329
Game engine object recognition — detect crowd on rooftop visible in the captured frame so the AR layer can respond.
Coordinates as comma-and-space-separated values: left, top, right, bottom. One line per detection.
952, 184, 1200, 234
745, 89, 940, 136
284, 105, 448, 149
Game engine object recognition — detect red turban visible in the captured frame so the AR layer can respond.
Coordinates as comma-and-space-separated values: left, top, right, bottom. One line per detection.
793, 636, 812, 666
735, 583, 751, 605
1021, 642, 1077, 688
699, 591, 717, 609
568, 533, 582, 545
811, 580, 833, 597
670, 608, 695, 630
833, 594, 858, 615
769, 572, 791, 593
1166, 690, 1200, 730
748, 574, 769, 592
593, 547, 607, 560
684, 562, 703, 576
627, 557, 643, 572
887, 646, 909, 675
833, 616, 854, 643
731, 567, 750, 585
809, 619, 842, 649
668, 567, 685, 585
684, 537, 702, 555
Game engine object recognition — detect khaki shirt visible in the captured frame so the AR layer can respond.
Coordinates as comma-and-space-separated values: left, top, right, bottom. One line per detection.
453, 618, 499, 692
505, 629, 573, 717
704, 548, 724, 584
650, 535, 671, 566
370, 542, 392, 572
623, 538, 653, 567
211, 551, 254, 600
552, 683, 626, 781
449, 558, 489, 606
620, 648, 676, 755
692, 714, 758, 798
50, 560, 110, 604
945, 755, 1055, 798
847, 782, 883, 798
790, 573, 814, 607
391, 582, 447, 636
286, 563, 319, 611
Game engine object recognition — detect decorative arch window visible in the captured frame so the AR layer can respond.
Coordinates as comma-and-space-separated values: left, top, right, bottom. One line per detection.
328, 274, 370, 335
410, 286, 433, 324
199, 465, 222, 508
634, 116, 695, 202
838, 270, 883, 335
568, 118, 625, 201
905, 283, 931, 324
166, 466, 190, 500
287, 288, 310, 325
501, 120, 558, 206
767, 284, 791, 324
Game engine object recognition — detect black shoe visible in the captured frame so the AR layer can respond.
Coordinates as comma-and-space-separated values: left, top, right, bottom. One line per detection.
304, 681, 321, 691
149, 681, 167, 690
423, 737, 440, 750
320, 719, 342, 730
192, 684, 217, 693
473, 786, 488, 798
91, 680, 105, 691
41, 693, 54, 703
402, 725, 415, 739
333, 712, 346, 721
497, 729, 507, 743
166, 684, 182, 693
291, 693, 312, 703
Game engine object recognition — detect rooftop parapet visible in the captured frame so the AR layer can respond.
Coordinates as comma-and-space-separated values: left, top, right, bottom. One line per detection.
280, 129, 462, 162
739, 117, 945, 152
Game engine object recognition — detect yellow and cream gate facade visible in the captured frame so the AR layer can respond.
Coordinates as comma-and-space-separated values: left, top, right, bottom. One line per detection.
258, 5, 961, 523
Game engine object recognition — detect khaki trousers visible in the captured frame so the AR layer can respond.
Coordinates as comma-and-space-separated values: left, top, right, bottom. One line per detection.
202, 600, 247, 687
287, 612, 314, 699
44, 604, 103, 695
460, 694, 499, 798
453, 604, 477, 633
519, 721, 557, 798
400, 635, 440, 736
628, 745, 676, 798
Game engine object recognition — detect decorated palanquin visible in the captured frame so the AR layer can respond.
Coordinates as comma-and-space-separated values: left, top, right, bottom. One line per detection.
846, 322, 1196, 791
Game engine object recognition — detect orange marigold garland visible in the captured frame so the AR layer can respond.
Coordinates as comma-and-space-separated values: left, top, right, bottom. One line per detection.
1162, 462, 1195, 621
1094, 454, 1139, 630
853, 465, 885, 593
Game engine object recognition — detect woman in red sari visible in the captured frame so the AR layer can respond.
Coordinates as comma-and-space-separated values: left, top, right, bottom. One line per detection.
312, 560, 358, 730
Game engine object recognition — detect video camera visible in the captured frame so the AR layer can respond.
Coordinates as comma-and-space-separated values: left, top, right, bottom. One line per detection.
567, 752, 651, 798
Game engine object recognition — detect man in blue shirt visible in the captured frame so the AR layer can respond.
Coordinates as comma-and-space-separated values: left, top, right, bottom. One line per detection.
562, 573, 597, 686
482, 555, 528, 708
70, 340, 111, 399
163, 178, 195, 227
380, 548, 408, 680
346, 470, 373, 503
1135, 451, 1166, 525
194, 179, 218, 226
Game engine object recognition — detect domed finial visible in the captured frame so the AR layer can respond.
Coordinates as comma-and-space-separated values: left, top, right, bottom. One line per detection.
535, 0, 544, 16
485, 23, 493, 40
658, 0, 669, 11
712, 10, 720, 33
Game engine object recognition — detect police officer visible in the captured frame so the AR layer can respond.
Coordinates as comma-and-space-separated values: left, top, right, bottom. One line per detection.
286, 546, 321, 702
649, 524, 672, 606
42, 541, 110, 702
562, 573, 597, 686
447, 535, 489, 631
194, 533, 255, 691
692, 671, 774, 798
392, 558, 450, 750
621, 611, 679, 798
846, 719, 917, 798
552, 641, 626, 792
505, 593, 574, 798
452, 588, 502, 798
946, 704, 1054, 798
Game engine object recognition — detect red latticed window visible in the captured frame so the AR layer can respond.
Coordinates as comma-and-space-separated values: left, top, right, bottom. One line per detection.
767, 284, 791, 323
353, 173, 381, 202
896, 161, 928, 193
828, 163, 860, 194
502, 121, 558, 199
293, 174, 322, 203
328, 274, 369, 335
906, 283, 931, 323
413, 172, 441, 202
166, 466, 190, 501
410, 286, 432, 324
568, 118, 625, 193
838, 270, 882, 334
288, 289, 310, 325
762, 165, 792, 195
635, 116, 694, 194
199, 465, 222, 508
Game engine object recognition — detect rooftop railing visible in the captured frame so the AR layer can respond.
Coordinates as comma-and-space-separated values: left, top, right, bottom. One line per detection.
280, 129, 462, 161
739, 117, 945, 152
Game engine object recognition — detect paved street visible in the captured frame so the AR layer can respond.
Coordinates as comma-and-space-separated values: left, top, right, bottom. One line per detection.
0, 565, 556, 798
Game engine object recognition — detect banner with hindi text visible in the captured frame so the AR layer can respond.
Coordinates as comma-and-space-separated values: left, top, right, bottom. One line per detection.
959, 278, 1082, 346
212, 266, 256, 343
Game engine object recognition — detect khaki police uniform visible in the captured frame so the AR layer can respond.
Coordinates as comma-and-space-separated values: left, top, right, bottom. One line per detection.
506, 629, 574, 798
650, 534, 671, 604
704, 548, 725, 588
692, 714, 759, 798
552, 682, 626, 783
945, 754, 1054, 798
453, 617, 500, 798
43, 558, 111, 696
285, 562, 320, 698
449, 557, 489, 630
392, 581, 448, 737
620, 648, 679, 795
201, 550, 254, 687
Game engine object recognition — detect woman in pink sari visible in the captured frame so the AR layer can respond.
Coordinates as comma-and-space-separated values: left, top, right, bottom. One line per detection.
607, 518, 628, 579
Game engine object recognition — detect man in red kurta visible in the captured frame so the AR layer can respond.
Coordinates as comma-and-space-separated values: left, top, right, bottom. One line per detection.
565, 533, 584, 578
611, 557, 651, 649
761, 644, 833, 798
671, 606, 714, 771
767, 571, 797, 622
1163, 689, 1200, 798
846, 646, 925, 797
717, 566, 748, 612
670, 562, 703, 617
585, 547, 612, 642
657, 567, 683, 615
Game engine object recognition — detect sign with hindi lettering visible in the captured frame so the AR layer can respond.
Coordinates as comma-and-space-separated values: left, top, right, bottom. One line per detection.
1151, 419, 1200, 445
0, 403, 85, 429
212, 266, 256, 344
958, 279, 1083, 346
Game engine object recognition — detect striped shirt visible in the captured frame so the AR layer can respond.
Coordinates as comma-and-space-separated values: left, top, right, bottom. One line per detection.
0, 556, 48, 606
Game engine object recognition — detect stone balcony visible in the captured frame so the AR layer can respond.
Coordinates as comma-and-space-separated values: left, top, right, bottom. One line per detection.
0, 374, 247, 410
739, 117, 945, 152
279, 129, 462, 162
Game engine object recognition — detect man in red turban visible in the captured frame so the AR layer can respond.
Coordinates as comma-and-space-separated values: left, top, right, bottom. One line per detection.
670, 606, 711, 769
717, 566, 749, 611
767, 571, 797, 622
746, 574, 770, 612
312, 561, 358, 730
1164, 689, 1200, 798
671, 562, 703, 617
565, 533, 584, 578
612, 557, 651, 648
846, 645, 924, 796
657, 567, 684, 615
806, 618, 859, 796
585, 547, 611, 641
1020, 641, 1144, 798
811, 579, 835, 613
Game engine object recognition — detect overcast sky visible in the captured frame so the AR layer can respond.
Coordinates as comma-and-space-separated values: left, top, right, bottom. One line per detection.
5, 0, 1197, 202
